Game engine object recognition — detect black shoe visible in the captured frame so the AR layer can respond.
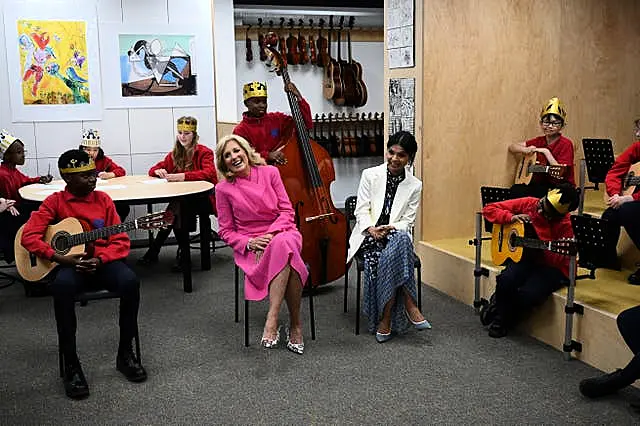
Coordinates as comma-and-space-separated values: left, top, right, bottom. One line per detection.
479, 300, 498, 326
488, 321, 508, 338
579, 369, 633, 398
628, 268, 640, 285
63, 361, 90, 399
137, 254, 158, 266
116, 348, 147, 383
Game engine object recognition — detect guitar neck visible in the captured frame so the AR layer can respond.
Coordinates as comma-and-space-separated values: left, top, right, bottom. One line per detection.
528, 164, 551, 174
512, 236, 551, 252
67, 220, 138, 247
625, 176, 640, 187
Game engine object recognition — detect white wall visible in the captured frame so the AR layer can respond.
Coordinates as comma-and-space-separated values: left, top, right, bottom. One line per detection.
234, 41, 384, 121
0, 0, 221, 235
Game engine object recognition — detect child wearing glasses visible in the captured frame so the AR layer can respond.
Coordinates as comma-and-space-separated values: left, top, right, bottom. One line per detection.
508, 97, 575, 198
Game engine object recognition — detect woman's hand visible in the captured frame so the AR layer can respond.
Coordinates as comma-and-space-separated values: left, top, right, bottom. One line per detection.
154, 169, 168, 178
166, 173, 186, 182
367, 225, 393, 240
98, 171, 116, 179
248, 233, 274, 251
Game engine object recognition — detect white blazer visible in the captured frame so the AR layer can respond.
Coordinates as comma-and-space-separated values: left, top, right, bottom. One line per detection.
347, 163, 422, 263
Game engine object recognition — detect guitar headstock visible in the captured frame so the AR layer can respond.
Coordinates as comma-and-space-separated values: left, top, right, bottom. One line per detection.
263, 32, 286, 75
550, 238, 577, 256
135, 211, 174, 231
549, 165, 566, 179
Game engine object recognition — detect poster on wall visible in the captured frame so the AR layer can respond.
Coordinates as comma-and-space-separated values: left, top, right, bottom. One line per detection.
100, 24, 214, 109
3, 2, 102, 122
387, 0, 415, 69
389, 78, 415, 135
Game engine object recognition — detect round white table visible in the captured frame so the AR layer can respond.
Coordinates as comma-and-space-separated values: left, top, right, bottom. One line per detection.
20, 175, 215, 293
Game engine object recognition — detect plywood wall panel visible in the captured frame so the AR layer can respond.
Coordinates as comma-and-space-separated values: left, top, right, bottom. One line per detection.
418, 0, 640, 241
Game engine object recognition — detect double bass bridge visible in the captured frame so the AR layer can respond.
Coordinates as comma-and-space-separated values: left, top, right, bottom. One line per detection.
305, 212, 334, 222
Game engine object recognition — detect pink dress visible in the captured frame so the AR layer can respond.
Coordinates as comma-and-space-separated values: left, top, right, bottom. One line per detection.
215, 165, 308, 300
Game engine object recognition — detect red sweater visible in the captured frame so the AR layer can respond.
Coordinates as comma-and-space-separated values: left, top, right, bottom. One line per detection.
21, 189, 130, 264
605, 141, 640, 200
232, 98, 313, 161
525, 135, 575, 185
95, 155, 126, 177
0, 163, 40, 204
482, 197, 573, 277
148, 144, 218, 214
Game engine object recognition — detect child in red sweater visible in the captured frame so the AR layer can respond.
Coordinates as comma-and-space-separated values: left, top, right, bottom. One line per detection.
508, 97, 575, 198
20, 149, 146, 399
481, 183, 578, 338
602, 119, 640, 284
233, 81, 313, 165
140, 116, 217, 269
0, 129, 52, 262
78, 128, 130, 222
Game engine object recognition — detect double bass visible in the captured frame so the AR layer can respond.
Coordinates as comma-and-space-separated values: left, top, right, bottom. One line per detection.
262, 33, 348, 287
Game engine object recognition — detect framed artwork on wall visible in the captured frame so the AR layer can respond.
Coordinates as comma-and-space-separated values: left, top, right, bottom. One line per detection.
389, 78, 415, 135
387, 0, 415, 69
2, 1, 102, 122
99, 23, 215, 109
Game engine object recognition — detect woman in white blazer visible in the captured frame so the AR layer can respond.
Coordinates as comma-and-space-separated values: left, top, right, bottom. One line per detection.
347, 131, 430, 343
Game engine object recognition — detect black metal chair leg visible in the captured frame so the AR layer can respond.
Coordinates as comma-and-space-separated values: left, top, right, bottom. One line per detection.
244, 300, 249, 347
308, 284, 316, 340
343, 263, 349, 313
417, 265, 422, 311
355, 270, 362, 335
58, 346, 64, 377
234, 265, 239, 323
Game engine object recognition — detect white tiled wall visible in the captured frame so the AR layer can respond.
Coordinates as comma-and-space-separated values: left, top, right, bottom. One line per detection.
0, 0, 221, 238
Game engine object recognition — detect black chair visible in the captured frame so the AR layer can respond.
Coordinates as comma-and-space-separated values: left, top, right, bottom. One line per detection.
58, 288, 141, 377
343, 195, 422, 335
234, 263, 316, 347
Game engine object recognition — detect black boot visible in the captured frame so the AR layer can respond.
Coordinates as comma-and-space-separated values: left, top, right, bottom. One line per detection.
116, 341, 147, 383
579, 369, 635, 398
63, 356, 90, 399
488, 318, 508, 338
138, 228, 172, 266
479, 294, 498, 326
171, 247, 183, 273
628, 268, 640, 285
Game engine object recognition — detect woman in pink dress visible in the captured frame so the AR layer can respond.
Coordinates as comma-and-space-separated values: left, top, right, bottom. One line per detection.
215, 135, 308, 354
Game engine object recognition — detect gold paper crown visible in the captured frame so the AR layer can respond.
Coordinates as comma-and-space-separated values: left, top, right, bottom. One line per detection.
0, 129, 19, 155
177, 122, 197, 132
59, 157, 96, 174
243, 81, 267, 101
81, 128, 101, 148
540, 97, 567, 121
546, 188, 570, 215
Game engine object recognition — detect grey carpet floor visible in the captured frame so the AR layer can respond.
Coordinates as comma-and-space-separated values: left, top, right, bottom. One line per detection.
1, 246, 639, 425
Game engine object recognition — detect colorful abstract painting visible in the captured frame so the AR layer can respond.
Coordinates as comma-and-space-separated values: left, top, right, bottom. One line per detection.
17, 20, 90, 105
118, 34, 197, 97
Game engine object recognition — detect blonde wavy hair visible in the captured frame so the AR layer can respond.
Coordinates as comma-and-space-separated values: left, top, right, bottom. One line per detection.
215, 134, 266, 181
172, 116, 200, 171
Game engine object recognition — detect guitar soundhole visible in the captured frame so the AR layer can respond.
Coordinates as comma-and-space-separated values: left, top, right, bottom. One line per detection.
51, 231, 72, 255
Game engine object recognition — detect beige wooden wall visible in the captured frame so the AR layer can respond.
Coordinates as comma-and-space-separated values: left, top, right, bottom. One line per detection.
419, 0, 640, 241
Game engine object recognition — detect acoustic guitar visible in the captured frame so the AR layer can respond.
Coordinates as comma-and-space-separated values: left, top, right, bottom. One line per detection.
14, 211, 172, 282
603, 161, 640, 202
514, 152, 566, 185
490, 222, 576, 266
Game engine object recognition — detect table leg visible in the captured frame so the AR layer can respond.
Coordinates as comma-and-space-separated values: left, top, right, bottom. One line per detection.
178, 212, 192, 293
200, 213, 212, 271
146, 203, 154, 247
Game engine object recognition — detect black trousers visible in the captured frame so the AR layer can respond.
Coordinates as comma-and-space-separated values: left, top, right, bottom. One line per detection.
114, 202, 130, 224
602, 201, 640, 251
49, 260, 140, 357
616, 305, 640, 380
0, 201, 39, 263
510, 182, 551, 199
494, 259, 567, 327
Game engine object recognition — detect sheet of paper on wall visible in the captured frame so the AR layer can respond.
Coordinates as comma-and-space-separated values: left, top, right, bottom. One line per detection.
387, 0, 415, 69
388, 78, 415, 136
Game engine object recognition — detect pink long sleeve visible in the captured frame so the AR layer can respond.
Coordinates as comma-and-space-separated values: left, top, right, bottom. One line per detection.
266, 167, 296, 234
215, 185, 250, 254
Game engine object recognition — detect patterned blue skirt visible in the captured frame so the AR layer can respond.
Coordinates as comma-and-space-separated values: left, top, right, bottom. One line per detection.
360, 230, 417, 334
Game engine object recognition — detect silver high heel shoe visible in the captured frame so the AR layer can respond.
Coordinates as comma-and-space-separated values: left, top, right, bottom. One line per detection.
260, 326, 281, 349
285, 327, 304, 355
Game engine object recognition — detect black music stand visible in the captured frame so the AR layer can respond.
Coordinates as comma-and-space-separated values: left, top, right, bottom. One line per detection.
582, 139, 615, 190
563, 215, 615, 359
469, 186, 513, 312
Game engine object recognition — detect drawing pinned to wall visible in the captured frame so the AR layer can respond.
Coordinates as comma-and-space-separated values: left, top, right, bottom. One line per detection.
387, 0, 415, 68
119, 34, 197, 97
17, 20, 90, 105
3, 1, 102, 121
101, 24, 214, 109
389, 78, 415, 135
